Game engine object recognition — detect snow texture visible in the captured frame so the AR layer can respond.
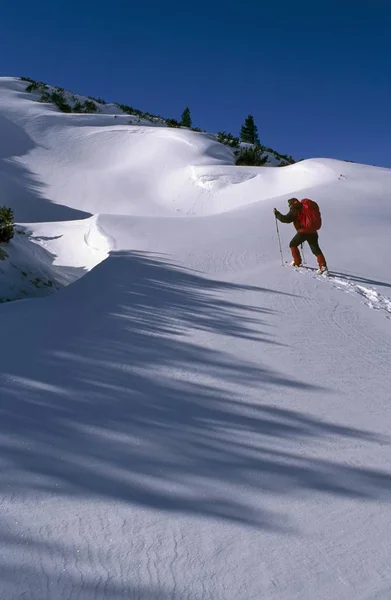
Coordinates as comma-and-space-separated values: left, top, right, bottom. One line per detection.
1, 76, 391, 599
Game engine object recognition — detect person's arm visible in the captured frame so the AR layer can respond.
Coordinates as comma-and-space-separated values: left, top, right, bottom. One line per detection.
274, 208, 295, 223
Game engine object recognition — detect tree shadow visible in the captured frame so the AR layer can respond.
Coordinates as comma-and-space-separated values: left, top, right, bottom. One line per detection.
0, 251, 390, 528
0, 156, 90, 225
1, 250, 391, 597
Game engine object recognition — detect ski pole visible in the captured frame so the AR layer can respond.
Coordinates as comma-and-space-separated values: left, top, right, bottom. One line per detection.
275, 216, 284, 266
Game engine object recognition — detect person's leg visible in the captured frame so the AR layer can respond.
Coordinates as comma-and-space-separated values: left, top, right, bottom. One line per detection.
307, 233, 327, 270
289, 232, 306, 266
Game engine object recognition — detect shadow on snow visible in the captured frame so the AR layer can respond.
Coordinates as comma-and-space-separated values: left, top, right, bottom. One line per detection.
1, 250, 391, 596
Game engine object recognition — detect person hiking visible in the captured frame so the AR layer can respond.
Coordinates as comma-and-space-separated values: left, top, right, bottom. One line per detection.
274, 197, 328, 273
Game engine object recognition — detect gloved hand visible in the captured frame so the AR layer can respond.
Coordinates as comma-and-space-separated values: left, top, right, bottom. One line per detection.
273, 208, 279, 216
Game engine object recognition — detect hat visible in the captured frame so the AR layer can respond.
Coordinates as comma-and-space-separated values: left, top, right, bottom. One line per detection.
288, 197, 299, 207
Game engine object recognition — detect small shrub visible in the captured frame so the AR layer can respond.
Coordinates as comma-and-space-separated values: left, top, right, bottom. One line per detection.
116, 103, 165, 123
89, 95, 106, 104
39, 91, 51, 103
20, 76, 35, 83
73, 101, 84, 112
191, 127, 203, 132
142, 112, 156, 123
217, 131, 240, 148
25, 82, 38, 92
83, 99, 97, 113
50, 91, 72, 113
167, 118, 181, 128
267, 148, 295, 164
116, 103, 136, 116
0, 207, 15, 243
26, 81, 48, 93
235, 146, 268, 166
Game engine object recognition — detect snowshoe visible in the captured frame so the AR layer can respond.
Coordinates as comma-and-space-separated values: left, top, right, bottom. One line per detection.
317, 266, 329, 275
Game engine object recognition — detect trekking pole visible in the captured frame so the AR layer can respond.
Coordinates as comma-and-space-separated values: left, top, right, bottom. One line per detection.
275, 216, 284, 266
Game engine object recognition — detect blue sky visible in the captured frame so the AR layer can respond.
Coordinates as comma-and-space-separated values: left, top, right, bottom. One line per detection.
1, 1, 390, 166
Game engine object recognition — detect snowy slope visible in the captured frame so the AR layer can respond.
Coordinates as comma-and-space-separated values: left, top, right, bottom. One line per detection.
1, 76, 391, 600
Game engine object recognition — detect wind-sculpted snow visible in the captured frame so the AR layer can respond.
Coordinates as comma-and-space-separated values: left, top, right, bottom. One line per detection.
1, 77, 391, 599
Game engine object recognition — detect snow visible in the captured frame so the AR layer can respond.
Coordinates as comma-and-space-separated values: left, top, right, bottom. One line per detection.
1, 76, 391, 599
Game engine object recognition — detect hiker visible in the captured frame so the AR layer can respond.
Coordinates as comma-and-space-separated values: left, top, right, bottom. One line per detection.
274, 197, 328, 273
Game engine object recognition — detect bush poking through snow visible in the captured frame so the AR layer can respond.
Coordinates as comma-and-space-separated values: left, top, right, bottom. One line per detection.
265, 147, 295, 165
26, 81, 49, 94
88, 95, 106, 104
38, 89, 72, 113
167, 118, 181, 128
235, 146, 268, 166
83, 99, 98, 113
20, 77, 294, 161
73, 101, 84, 113
50, 91, 72, 113
0, 207, 15, 243
116, 103, 165, 124
217, 131, 240, 148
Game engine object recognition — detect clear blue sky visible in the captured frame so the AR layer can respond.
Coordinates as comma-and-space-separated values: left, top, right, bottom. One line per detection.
1, 1, 390, 166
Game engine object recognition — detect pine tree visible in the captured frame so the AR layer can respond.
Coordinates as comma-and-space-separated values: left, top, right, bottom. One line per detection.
240, 114, 260, 145
0, 207, 15, 243
181, 107, 192, 128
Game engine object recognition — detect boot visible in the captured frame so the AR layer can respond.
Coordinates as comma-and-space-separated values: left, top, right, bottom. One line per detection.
316, 254, 328, 274
290, 246, 302, 267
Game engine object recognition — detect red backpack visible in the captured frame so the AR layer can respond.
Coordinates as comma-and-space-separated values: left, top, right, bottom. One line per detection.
298, 199, 322, 231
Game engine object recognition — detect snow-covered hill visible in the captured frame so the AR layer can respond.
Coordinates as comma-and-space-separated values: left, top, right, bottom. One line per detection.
1, 76, 391, 600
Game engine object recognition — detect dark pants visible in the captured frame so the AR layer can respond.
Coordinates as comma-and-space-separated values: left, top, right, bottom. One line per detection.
290, 232, 323, 256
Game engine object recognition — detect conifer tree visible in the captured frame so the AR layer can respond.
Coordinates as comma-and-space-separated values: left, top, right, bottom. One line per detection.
240, 114, 260, 145
181, 107, 192, 128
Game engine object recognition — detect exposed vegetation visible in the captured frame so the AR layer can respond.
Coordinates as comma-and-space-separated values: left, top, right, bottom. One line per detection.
22, 77, 295, 164
0, 207, 15, 243
240, 115, 260, 145
217, 131, 240, 148
88, 95, 106, 104
180, 107, 192, 128
166, 118, 181, 128
235, 146, 269, 166
265, 147, 295, 165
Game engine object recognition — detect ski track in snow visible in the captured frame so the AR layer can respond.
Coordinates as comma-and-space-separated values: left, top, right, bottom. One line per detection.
297, 268, 391, 319
333, 279, 391, 317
